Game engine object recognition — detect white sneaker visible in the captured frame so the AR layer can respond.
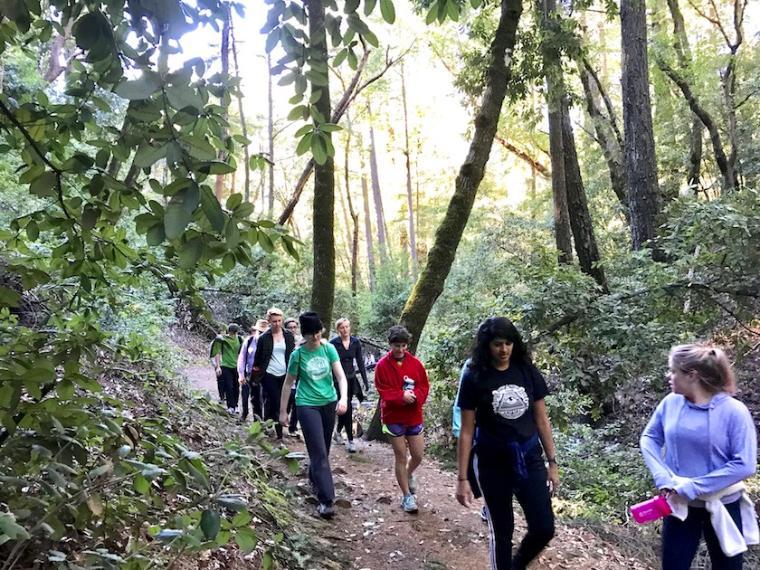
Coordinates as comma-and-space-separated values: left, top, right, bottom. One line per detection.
347, 440, 356, 453
401, 494, 418, 513
333, 431, 343, 445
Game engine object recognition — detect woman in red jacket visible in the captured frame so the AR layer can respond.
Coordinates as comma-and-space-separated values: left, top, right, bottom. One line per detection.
374, 325, 430, 513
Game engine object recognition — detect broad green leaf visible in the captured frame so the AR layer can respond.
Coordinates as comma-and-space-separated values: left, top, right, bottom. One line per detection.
146, 223, 166, 246
114, 71, 162, 100
234, 202, 254, 219
344, 0, 360, 13
426, 2, 439, 24
26, 220, 39, 241
199, 161, 236, 175
446, 0, 460, 21
178, 237, 203, 268
0, 287, 21, 308
363, 29, 379, 47
235, 527, 257, 552
200, 186, 226, 232
164, 185, 200, 240
312, 134, 327, 165
30, 171, 57, 198
333, 49, 348, 67
380, 0, 396, 24
226, 193, 243, 210
166, 83, 203, 111
200, 509, 221, 540
231, 511, 251, 528
0, 513, 30, 541
134, 143, 168, 169
364, 0, 378, 15
133, 475, 150, 495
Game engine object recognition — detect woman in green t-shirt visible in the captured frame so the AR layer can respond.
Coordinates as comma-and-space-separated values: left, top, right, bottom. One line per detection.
279, 312, 348, 519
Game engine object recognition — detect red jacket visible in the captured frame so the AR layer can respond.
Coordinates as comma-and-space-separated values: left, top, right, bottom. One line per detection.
374, 352, 429, 426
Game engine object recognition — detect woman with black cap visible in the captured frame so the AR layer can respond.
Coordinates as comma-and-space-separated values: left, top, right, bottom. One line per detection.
279, 311, 348, 519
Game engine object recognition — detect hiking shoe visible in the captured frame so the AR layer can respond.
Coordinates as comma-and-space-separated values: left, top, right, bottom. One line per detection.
408, 474, 416, 495
401, 494, 418, 514
347, 440, 356, 453
481, 505, 489, 522
317, 503, 335, 519
333, 431, 343, 445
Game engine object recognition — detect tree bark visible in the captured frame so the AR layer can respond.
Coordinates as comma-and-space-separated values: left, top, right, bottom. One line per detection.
345, 114, 360, 295
541, 0, 573, 264
578, 59, 628, 217
399, 0, 523, 353
306, 0, 335, 326
267, 53, 275, 215
560, 97, 609, 292
230, 16, 251, 205
620, 0, 663, 253
401, 63, 418, 275
367, 102, 389, 262
665, 0, 703, 192
360, 143, 376, 292
214, 9, 231, 201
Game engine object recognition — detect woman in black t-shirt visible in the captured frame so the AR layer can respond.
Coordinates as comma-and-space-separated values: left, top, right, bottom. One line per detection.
455, 317, 559, 570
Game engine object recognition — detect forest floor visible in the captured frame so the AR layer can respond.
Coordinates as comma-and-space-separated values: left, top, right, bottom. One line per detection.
175, 330, 657, 570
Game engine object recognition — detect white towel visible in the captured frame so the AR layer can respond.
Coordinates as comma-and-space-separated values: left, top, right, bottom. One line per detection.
668, 479, 759, 557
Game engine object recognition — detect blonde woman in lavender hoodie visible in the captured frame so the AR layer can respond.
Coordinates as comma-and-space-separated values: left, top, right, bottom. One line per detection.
640, 344, 757, 570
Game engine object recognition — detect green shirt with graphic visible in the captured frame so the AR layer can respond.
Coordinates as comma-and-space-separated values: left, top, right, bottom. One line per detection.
288, 342, 340, 406
210, 335, 242, 368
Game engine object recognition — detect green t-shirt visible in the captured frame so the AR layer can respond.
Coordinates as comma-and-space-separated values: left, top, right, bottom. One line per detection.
288, 342, 339, 406
211, 335, 241, 369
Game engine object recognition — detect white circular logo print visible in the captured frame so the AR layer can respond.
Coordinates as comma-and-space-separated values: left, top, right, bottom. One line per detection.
305, 356, 330, 380
491, 384, 529, 420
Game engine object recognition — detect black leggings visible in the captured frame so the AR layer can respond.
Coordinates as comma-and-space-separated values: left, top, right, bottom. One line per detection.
298, 401, 338, 505
662, 500, 743, 570
261, 372, 285, 438
335, 376, 356, 440
473, 446, 555, 569
221, 366, 238, 410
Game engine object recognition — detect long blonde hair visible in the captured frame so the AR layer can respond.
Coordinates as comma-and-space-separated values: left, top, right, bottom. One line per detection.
669, 344, 736, 395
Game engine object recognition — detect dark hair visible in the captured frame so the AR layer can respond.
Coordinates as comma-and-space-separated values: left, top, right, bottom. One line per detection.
299, 311, 323, 336
227, 323, 240, 334
387, 325, 412, 344
283, 318, 298, 328
469, 317, 531, 371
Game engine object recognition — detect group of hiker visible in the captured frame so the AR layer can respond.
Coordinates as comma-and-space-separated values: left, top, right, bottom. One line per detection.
210, 310, 757, 570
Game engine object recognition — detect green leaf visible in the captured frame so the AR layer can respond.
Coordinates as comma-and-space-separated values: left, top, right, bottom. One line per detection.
201, 186, 226, 232
344, 0, 360, 13
114, 71, 162, 100
164, 185, 200, 240
0, 287, 21, 308
234, 202, 254, 219
226, 193, 243, 210
363, 29, 379, 47
134, 143, 168, 169
364, 0, 378, 15
30, 171, 57, 198
311, 134, 327, 165
262, 550, 274, 570
26, 221, 39, 241
178, 237, 203, 268
296, 133, 313, 156
333, 49, 348, 67
320, 123, 342, 133
235, 527, 257, 552
0, 513, 30, 541
166, 83, 203, 111
446, 0, 460, 21
133, 475, 150, 495
199, 161, 236, 175
287, 105, 308, 121
146, 223, 166, 246
426, 2, 439, 24
222, 252, 236, 272
200, 509, 221, 540
257, 231, 275, 253
231, 511, 251, 528
380, 0, 396, 24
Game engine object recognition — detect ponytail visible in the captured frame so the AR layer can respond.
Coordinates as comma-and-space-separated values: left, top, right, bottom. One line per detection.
669, 343, 736, 395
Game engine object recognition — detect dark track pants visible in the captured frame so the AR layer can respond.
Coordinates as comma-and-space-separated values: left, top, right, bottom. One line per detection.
473, 446, 555, 569
662, 500, 743, 570
287, 387, 298, 432
241, 381, 263, 421
336, 376, 357, 441
261, 373, 286, 439
221, 366, 238, 410
298, 401, 337, 506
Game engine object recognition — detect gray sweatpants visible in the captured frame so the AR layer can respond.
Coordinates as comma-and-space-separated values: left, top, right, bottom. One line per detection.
297, 401, 338, 506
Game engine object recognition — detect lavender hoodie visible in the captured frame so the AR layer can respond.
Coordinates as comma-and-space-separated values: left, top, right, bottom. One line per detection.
640, 392, 757, 502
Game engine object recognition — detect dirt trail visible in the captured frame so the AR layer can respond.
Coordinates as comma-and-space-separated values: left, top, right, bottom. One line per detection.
179, 342, 653, 570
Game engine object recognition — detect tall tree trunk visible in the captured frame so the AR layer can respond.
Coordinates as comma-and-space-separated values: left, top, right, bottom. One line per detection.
267, 53, 275, 215
620, 0, 663, 253
560, 97, 609, 291
399, 0, 523, 353
214, 9, 231, 201
230, 15, 251, 205
665, 0, 703, 191
306, 0, 335, 325
360, 144, 376, 292
367, 102, 388, 262
578, 59, 628, 217
345, 114, 360, 295
541, 0, 573, 264
400, 63, 418, 275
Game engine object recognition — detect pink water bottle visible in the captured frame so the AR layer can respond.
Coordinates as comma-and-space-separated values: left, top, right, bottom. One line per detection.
630, 495, 672, 524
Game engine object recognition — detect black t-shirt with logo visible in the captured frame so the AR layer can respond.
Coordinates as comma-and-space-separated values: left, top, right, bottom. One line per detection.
457, 362, 549, 443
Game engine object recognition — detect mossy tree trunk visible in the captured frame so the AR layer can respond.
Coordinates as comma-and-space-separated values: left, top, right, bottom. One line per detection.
399, 0, 524, 353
